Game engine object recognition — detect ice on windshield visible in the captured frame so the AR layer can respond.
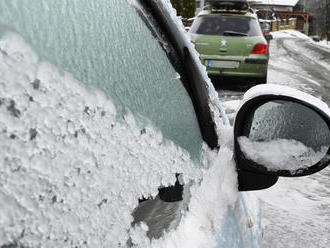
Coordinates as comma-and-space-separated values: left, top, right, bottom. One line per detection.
0, 31, 197, 245
238, 137, 328, 172
0, 0, 204, 163
0, 31, 241, 247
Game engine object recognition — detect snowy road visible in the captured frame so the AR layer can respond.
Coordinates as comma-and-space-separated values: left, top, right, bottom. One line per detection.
218, 31, 330, 248
268, 37, 330, 104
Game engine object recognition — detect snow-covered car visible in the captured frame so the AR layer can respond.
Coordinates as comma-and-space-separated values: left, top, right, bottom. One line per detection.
0, 0, 329, 247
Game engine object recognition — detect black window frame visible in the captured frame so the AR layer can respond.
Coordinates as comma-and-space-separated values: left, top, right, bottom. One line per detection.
136, 0, 219, 150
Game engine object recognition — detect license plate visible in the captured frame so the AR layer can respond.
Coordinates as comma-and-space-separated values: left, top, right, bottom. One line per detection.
207, 60, 238, 69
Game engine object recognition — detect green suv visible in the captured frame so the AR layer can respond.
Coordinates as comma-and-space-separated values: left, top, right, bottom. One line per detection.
189, 9, 269, 84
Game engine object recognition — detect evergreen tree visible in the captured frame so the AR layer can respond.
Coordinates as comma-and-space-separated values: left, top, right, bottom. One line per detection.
327, 0, 330, 39
170, 0, 196, 18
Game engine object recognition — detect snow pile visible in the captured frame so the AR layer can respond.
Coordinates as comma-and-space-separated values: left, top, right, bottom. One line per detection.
272, 30, 330, 51
0, 31, 239, 247
238, 137, 328, 172
314, 39, 330, 50
271, 30, 311, 40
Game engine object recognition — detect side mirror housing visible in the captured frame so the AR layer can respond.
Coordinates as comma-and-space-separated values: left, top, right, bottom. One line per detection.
264, 34, 273, 41
235, 85, 330, 190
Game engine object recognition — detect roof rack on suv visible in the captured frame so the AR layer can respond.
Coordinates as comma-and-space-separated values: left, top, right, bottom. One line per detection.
204, 0, 249, 11
202, 0, 252, 14
202, 6, 254, 15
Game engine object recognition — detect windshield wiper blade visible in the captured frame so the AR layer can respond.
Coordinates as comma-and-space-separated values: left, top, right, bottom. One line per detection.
223, 31, 248, 36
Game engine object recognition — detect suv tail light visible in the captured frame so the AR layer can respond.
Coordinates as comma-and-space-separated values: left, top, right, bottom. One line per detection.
251, 43, 267, 54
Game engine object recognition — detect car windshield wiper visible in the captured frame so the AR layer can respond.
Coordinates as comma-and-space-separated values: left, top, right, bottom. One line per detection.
223, 31, 248, 36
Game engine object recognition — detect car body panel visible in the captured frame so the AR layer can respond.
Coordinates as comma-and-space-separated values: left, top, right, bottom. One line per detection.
192, 34, 262, 57
216, 192, 262, 248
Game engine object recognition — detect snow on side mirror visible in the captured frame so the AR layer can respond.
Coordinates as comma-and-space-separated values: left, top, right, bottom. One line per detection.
234, 85, 330, 179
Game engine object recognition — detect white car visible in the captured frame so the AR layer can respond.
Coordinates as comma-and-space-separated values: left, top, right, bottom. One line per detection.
0, 0, 329, 247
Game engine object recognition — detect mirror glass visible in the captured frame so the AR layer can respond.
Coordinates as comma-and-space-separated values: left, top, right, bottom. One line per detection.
265, 34, 273, 40
238, 100, 330, 173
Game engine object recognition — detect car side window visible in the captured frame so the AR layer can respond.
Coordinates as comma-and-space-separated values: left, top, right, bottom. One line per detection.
0, 0, 203, 162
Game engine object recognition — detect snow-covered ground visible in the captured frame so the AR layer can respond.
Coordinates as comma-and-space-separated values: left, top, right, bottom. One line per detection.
255, 167, 330, 248
272, 29, 330, 50
316, 39, 330, 50
219, 30, 330, 248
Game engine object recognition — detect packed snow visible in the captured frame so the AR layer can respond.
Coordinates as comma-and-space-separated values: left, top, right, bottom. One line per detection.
255, 166, 330, 248
271, 30, 311, 40
272, 29, 330, 52
238, 137, 328, 172
314, 39, 330, 50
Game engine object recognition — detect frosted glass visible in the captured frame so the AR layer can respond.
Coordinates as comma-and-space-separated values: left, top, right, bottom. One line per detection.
245, 100, 330, 151
0, 0, 203, 161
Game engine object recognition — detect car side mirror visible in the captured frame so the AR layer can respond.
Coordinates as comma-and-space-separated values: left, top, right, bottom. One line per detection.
264, 34, 273, 41
234, 85, 330, 190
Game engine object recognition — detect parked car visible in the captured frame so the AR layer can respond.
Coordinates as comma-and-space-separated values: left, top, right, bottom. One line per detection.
259, 20, 271, 36
0, 0, 329, 247
189, 0, 270, 84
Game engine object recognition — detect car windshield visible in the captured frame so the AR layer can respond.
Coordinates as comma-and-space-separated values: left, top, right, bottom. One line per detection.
190, 16, 262, 37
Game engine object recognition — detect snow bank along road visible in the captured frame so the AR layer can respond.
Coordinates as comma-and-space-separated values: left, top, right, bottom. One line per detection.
218, 30, 330, 248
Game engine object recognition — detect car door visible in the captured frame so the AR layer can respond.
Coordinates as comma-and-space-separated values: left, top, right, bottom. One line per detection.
0, 0, 237, 247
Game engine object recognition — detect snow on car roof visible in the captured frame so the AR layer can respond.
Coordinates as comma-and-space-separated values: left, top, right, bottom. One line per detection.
248, 0, 299, 7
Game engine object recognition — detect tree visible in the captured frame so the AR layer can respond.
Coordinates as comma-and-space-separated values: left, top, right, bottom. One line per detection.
170, 0, 196, 18
326, 0, 330, 39
307, 0, 329, 38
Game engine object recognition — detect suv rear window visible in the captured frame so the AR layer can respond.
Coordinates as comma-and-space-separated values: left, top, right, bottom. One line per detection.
190, 16, 262, 37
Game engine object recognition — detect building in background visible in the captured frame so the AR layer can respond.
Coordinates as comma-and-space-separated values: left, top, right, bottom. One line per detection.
193, 1, 330, 38
248, 0, 311, 34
